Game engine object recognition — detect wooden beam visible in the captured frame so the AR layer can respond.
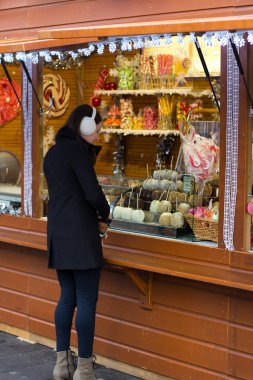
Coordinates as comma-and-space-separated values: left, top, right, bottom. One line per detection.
0, 37, 98, 53
38, 15, 253, 40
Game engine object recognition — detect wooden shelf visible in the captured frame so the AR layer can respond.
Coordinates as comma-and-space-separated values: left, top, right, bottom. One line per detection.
101, 128, 180, 136
95, 89, 213, 97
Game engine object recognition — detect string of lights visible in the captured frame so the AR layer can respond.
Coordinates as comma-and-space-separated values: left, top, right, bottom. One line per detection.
0, 31, 252, 65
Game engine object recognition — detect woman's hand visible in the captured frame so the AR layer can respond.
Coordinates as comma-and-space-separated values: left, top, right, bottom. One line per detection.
98, 221, 109, 238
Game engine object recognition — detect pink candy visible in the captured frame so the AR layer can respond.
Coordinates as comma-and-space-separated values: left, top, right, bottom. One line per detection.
181, 127, 219, 181
143, 106, 158, 130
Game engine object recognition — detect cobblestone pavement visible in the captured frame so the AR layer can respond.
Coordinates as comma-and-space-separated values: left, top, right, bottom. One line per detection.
0, 331, 142, 380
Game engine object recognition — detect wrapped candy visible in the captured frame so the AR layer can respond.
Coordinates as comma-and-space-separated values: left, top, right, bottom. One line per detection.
118, 67, 133, 90
180, 126, 219, 182
143, 106, 158, 130
120, 98, 134, 117
158, 54, 173, 88
94, 67, 109, 90
104, 103, 121, 128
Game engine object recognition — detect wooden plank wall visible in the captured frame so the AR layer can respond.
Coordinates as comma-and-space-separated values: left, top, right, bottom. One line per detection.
1, 244, 253, 379
1, 1, 253, 38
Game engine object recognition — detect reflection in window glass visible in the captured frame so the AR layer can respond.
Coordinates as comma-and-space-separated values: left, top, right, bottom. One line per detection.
0, 64, 22, 215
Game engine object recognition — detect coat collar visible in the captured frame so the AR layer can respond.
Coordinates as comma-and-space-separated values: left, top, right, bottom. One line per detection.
56, 127, 102, 156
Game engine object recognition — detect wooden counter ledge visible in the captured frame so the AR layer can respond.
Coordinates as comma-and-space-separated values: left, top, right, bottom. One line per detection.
1, 215, 253, 293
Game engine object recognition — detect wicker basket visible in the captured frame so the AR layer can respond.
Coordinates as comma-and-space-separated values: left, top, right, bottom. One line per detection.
185, 214, 218, 242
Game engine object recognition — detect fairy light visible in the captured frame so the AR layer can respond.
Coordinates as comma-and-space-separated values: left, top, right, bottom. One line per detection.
26, 52, 39, 64
3, 30, 253, 65
133, 37, 144, 49
121, 38, 131, 51
69, 51, 78, 59
108, 41, 117, 53
127, 40, 132, 51
16, 52, 26, 61
97, 43, 104, 54
233, 32, 245, 47
50, 51, 61, 59
248, 31, 253, 44
212, 32, 222, 46
189, 32, 196, 43
163, 34, 173, 46
177, 33, 184, 45
202, 32, 214, 47
78, 48, 91, 57
3, 53, 14, 63
88, 44, 95, 52
218, 31, 230, 46
150, 34, 160, 47
39, 51, 52, 62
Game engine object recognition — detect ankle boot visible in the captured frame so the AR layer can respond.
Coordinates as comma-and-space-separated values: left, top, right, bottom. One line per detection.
73, 356, 100, 380
53, 350, 76, 380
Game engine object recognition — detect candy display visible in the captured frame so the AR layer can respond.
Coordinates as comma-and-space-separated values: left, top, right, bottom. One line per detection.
113, 205, 123, 219
43, 73, 70, 117
143, 106, 158, 130
109, 55, 134, 90
132, 209, 145, 223
180, 126, 219, 182
0, 78, 21, 126
99, 48, 219, 239
157, 200, 172, 214
158, 54, 173, 88
159, 212, 172, 226
103, 103, 121, 127
121, 207, 133, 221
144, 211, 155, 223
91, 67, 109, 108
170, 212, 184, 228
178, 203, 191, 215
185, 202, 219, 242
158, 95, 176, 129
150, 200, 160, 213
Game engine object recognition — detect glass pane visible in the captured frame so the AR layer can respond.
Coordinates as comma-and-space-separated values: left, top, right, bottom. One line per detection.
40, 35, 220, 248
0, 63, 22, 215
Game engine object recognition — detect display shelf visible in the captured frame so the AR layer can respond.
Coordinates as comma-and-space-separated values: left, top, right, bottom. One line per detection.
95, 89, 213, 97
101, 128, 180, 136
111, 219, 189, 239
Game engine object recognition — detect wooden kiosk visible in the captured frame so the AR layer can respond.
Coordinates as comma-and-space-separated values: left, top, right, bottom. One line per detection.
1, 2, 253, 379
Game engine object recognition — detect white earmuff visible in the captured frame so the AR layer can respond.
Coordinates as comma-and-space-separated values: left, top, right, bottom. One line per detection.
80, 107, 97, 136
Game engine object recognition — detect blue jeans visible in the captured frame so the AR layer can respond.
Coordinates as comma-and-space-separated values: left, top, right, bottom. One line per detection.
55, 268, 101, 358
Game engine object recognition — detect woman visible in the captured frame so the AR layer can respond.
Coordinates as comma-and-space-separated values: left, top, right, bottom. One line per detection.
43, 104, 111, 380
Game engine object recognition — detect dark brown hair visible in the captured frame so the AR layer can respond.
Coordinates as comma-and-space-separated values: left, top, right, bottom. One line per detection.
61, 104, 102, 135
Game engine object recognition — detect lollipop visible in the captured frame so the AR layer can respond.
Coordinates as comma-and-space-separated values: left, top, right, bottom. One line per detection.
43, 73, 70, 117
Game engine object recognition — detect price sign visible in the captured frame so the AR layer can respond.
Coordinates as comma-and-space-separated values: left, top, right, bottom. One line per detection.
183, 174, 193, 193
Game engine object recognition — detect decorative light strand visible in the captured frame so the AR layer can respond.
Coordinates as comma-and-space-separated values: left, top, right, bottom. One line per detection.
22, 57, 33, 217
223, 42, 239, 251
2, 30, 253, 64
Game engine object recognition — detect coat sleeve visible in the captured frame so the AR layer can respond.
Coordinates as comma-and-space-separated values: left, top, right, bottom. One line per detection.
71, 143, 110, 220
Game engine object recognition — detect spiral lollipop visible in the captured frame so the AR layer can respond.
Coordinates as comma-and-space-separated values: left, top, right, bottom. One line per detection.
43, 73, 70, 117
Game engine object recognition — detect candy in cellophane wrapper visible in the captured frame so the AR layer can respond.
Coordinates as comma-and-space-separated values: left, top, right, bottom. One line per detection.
180, 126, 219, 182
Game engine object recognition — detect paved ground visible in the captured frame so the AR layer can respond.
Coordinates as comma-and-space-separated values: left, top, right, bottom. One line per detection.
0, 331, 142, 380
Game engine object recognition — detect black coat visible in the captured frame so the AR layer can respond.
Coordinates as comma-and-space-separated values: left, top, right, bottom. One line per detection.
43, 127, 110, 270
